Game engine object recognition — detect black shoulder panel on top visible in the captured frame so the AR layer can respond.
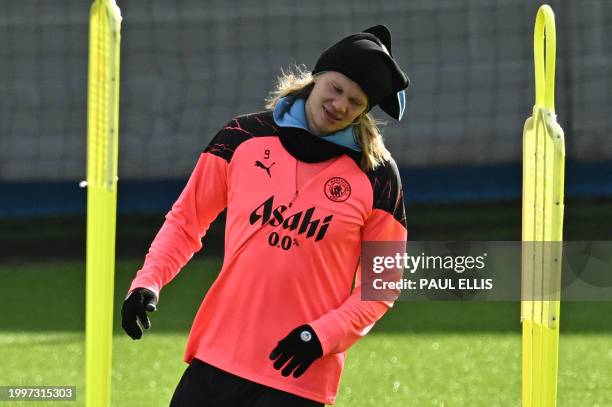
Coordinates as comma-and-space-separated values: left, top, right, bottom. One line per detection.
366, 158, 407, 229
203, 111, 279, 162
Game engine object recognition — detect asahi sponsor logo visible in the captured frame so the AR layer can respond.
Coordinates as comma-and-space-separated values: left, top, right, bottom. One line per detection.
249, 196, 332, 242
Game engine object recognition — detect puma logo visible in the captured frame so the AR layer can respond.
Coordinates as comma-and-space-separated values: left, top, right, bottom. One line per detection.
255, 160, 276, 178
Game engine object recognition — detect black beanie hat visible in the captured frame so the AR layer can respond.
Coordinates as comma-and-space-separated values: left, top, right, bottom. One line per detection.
313, 25, 410, 120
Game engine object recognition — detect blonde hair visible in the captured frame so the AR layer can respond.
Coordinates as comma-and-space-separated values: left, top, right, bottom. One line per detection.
265, 65, 391, 171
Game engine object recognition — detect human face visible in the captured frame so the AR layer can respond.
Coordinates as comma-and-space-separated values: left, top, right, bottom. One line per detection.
305, 71, 368, 136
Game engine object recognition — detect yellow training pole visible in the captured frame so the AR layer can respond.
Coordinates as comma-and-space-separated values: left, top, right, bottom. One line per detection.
85, 0, 122, 406
521, 4, 565, 407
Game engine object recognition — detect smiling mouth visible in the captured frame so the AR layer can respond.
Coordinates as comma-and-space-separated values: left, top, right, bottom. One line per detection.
323, 106, 340, 122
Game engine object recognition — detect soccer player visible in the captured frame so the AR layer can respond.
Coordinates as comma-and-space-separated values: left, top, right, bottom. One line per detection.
122, 24, 410, 406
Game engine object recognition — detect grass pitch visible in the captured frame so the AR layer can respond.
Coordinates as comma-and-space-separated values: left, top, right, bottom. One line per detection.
1, 259, 611, 406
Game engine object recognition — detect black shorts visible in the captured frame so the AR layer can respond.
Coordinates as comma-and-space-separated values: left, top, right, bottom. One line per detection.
169, 358, 325, 407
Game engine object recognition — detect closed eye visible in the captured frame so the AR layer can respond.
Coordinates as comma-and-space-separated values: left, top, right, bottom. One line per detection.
331, 81, 365, 107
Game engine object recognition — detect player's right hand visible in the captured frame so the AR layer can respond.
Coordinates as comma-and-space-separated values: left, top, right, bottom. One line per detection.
121, 287, 158, 340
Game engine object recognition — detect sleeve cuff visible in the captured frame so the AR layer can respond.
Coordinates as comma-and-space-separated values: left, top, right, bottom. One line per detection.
308, 314, 344, 356
127, 280, 160, 301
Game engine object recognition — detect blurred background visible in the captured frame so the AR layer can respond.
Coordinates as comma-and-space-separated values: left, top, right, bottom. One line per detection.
1, 1, 611, 405
1, 0, 612, 261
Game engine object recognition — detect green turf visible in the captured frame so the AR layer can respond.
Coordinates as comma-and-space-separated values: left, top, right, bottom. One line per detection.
1, 332, 611, 406
1, 260, 611, 406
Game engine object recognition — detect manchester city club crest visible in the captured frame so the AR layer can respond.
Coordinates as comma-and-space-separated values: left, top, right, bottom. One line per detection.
324, 177, 351, 202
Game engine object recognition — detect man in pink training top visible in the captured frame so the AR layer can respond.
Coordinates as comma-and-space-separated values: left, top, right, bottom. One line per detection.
122, 24, 410, 406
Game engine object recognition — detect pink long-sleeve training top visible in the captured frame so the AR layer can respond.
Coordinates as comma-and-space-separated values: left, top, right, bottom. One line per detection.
128, 111, 407, 404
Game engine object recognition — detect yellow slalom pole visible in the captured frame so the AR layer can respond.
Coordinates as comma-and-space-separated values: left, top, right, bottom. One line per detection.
85, 0, 122, 406
521, 4, 565, 407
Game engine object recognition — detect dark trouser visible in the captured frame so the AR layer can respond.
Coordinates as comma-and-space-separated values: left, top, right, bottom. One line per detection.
169, 358, 325, 407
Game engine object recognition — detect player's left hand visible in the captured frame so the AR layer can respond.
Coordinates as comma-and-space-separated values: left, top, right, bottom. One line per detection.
269, 324, 323, 378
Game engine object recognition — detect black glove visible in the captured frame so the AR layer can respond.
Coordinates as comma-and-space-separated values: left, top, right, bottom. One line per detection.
121, 287, 158, 340
269, 324, 323, 378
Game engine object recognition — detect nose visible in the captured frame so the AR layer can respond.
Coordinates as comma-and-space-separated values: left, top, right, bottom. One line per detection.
331, 97, 348, 115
